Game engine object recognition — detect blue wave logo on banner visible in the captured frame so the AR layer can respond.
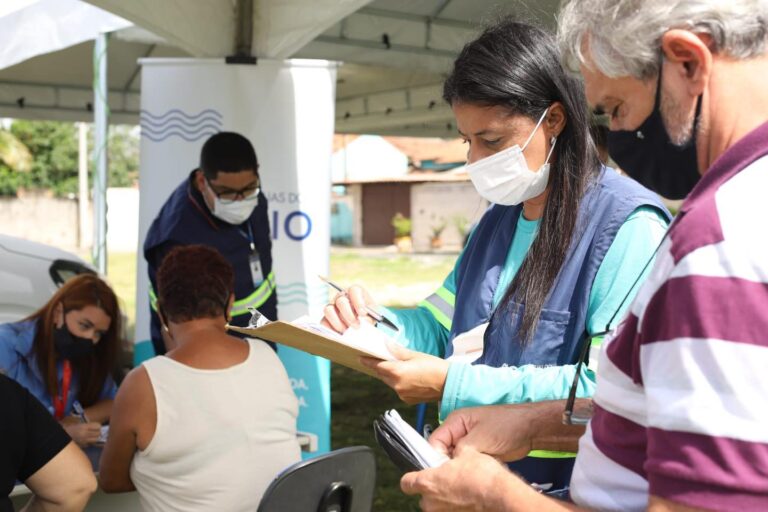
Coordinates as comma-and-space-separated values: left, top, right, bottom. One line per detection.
277, 282, 329, 307
140, 108, 223, 142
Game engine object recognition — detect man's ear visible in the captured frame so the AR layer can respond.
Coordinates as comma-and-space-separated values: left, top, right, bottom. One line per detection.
661, 29, 713, 97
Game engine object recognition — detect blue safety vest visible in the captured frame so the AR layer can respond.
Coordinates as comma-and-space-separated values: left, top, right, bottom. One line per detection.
450, 167, 670, 488
144, 171, 277, 355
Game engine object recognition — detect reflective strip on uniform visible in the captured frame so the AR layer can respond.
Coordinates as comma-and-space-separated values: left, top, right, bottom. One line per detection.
528, 450, 576, 458
418, 286, 455, 331
230, 271, 277, 317
149, 285, 159, 312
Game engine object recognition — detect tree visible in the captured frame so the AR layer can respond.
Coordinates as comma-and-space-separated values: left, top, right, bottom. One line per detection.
10, 120, 79, 196
0, 120, 140, 197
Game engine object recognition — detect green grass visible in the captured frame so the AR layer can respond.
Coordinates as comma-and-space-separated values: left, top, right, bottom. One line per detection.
331, 363, 438, 511
104, 248, 453, 510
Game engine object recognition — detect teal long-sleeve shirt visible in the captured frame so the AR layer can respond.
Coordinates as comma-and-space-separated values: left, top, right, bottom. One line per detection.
381, 205, 669, 420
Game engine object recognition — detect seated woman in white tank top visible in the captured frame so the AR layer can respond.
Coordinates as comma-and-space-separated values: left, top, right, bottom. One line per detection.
99, 245, 301, 511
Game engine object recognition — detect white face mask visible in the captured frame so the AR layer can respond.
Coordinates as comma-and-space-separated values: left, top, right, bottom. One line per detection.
465, 108, 557, 206
206, 182, 260, 225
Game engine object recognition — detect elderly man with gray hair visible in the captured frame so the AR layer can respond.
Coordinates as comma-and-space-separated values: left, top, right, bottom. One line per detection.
399, 1, 768, 510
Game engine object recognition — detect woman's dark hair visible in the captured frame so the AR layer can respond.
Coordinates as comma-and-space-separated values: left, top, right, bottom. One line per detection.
157, 245, 234, 323
443, 19, 601, 343
26, 274, 121, 407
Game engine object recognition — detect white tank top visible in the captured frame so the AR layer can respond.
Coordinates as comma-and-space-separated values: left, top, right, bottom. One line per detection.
130, 338, 301, 512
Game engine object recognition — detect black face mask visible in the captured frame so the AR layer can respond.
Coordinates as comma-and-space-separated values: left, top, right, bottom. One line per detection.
53, 325, 96, 361
607, 68, 703, 200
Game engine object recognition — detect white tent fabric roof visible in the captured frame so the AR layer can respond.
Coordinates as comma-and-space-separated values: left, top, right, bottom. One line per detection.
0, 0, 560, 136
0, 0, 130, 70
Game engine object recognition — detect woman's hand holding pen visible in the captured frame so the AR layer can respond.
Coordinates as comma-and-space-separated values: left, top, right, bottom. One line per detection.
321, 284, 449, 403
61, 416, 102, 447
322, 285, 378, 332
361, 342, 449, 404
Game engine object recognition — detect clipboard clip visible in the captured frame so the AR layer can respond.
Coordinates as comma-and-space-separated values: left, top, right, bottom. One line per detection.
247, 307, 272, 328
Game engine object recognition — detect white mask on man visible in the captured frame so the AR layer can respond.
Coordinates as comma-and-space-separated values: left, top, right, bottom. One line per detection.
206, 183, 260, 225
466, 108, 556, 206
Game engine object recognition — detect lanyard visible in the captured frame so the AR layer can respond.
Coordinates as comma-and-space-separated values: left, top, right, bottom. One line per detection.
53, 360, 72, 420
239, 222, 256, 252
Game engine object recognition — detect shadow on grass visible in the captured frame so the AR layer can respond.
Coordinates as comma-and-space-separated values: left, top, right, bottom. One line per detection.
330, 363, 437, 511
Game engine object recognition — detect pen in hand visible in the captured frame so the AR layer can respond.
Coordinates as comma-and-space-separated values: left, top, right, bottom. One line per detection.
319, 275, 399, 332
72, 400, 88, 424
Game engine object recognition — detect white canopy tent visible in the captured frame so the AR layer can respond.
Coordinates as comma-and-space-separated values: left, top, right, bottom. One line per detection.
0, 0, 560, 137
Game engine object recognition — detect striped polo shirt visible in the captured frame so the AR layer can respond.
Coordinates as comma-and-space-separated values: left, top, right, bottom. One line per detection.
570, 122, 768, 511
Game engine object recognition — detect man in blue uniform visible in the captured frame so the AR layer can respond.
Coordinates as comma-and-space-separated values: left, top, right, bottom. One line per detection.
144, 132, 277, 355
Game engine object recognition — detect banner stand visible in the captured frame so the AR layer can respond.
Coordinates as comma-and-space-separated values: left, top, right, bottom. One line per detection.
135, 58, 337, 456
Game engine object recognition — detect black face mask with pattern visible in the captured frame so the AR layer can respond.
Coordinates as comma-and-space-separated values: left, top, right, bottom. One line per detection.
53, 325, 95, 361
607, 68, 702, 200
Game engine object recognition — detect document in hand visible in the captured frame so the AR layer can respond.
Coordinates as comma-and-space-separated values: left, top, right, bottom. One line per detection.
373, 409, 449, 473
227, 316, 398, 377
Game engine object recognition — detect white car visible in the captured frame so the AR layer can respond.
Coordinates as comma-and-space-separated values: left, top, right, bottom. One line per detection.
0, 234, 95, 324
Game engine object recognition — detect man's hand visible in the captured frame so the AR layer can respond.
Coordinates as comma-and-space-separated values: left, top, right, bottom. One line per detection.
429, 401, 586, 461
400, 448, 534, 511
360, 341, 449, 404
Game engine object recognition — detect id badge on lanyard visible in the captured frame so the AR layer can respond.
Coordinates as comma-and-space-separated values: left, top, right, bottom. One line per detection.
242, 222, 264, 286
249, 248, 264, 286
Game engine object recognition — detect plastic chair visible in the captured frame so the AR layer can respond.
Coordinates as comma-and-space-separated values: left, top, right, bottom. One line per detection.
257, 446, 376, 512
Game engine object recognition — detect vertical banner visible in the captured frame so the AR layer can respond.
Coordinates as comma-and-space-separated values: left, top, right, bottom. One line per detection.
136, 59, 337, 455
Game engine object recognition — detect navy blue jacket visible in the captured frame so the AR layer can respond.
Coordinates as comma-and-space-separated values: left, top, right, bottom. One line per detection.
143, 171, 277, 355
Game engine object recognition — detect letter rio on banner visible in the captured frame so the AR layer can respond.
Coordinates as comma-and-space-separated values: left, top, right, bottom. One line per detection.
135, 58, 337, 456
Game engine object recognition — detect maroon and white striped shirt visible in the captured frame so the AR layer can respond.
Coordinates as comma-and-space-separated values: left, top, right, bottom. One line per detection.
571, 122, 768, 511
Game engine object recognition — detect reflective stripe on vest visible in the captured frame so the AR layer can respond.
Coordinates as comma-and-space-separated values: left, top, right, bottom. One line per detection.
230, 271, 276, 317
528, 450, 576, 459
149, 286, 159, 312
418, 286, 455, 331
149, 271, 276, 317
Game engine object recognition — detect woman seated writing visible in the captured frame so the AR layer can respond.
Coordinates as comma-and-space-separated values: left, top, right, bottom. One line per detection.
99, 245, 300, 511
0, 274, 121, 447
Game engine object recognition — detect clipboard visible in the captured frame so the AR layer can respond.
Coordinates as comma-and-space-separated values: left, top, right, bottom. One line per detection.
227, 320, 395, 378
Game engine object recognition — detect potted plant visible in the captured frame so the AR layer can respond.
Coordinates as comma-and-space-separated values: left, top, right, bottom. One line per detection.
430, 219, 447, 250
453, 215, 471, 246
391, 212, 412, 252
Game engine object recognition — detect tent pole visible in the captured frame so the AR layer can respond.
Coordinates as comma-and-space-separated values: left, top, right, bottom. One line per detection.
92, 32, 108, 274
78, 122, 89, 250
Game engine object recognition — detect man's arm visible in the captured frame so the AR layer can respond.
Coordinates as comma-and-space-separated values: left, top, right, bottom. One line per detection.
21, 442, 97, 512
401, 449, 710, 511
429, 400, 587, 461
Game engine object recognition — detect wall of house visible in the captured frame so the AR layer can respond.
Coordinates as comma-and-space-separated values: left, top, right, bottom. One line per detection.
410, 182, 487, 252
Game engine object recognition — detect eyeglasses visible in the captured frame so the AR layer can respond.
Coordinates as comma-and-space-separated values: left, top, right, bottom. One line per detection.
205, 178, 260, 204
562, 330, 607, 425
561, 232, 669, 426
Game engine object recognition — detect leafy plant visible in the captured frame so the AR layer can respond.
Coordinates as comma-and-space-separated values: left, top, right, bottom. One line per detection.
391, 212, 412, 237
453, 215, 470, 238
430, 219, 447, 238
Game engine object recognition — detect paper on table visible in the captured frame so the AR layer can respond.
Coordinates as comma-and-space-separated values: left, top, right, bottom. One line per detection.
384, 409, 449, 469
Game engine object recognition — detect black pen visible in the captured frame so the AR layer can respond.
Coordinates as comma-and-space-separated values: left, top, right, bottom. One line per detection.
318, 275, 400, 332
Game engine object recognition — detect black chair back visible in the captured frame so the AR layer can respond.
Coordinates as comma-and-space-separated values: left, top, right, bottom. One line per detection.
257, 446, 376, 512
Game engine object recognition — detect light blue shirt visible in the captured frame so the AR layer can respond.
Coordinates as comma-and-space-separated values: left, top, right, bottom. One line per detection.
383, 205, 669, 419
0, 320, 117, 417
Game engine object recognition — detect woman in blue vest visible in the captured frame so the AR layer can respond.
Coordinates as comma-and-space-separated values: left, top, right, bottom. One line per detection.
0, 274, 121, 447
324, 20, 670, 488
